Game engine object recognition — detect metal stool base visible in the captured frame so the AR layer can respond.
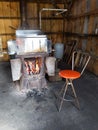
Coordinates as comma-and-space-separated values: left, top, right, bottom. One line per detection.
58, 79, 80, 112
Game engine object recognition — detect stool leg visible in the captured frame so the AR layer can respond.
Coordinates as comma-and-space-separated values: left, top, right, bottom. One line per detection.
59, 82, 66, 96
59, 83, 68, 112
70, 79, 80, 109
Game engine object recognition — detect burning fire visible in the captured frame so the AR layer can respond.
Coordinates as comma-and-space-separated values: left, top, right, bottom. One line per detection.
24, 57, 42, 75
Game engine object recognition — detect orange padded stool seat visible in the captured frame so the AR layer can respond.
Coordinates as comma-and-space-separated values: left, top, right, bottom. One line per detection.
59, 70, 81, 79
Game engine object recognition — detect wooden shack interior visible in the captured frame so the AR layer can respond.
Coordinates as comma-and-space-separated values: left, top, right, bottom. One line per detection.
0, 1, 98, 130
0, 0, 97, 75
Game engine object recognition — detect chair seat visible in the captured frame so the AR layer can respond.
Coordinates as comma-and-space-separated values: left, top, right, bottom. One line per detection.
59, 70, 80, 79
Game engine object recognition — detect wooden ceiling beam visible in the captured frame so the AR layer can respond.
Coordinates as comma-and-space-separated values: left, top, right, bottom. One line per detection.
0, 0, 64, 4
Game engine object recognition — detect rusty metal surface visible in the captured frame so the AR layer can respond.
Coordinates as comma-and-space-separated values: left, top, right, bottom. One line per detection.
19, 0, 29, 29
18, 52, 48, 91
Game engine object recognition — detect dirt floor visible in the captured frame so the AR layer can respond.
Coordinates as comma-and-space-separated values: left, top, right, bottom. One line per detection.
0, 61, 98, 130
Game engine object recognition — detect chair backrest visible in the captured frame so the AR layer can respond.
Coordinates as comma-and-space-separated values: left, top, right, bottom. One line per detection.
72, 50, 91, 75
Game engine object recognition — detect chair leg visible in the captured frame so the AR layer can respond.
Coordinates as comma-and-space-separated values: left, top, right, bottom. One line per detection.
59, 83, 68, 112
70, 79, 80, 109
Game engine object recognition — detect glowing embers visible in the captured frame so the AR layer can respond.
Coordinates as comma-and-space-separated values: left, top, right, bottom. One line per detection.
24, 57, 42, 75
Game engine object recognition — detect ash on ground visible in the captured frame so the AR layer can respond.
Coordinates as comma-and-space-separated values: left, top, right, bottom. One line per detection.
26, 88, 48, 98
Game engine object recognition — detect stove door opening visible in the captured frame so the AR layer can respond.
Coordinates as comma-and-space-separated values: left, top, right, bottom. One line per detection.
24, 57, 42, 75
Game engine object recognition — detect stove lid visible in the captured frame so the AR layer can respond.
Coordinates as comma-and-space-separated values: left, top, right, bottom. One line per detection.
16, 30, 43, 37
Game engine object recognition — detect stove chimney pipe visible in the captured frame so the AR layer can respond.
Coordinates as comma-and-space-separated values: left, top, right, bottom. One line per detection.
19, 0, 29, 29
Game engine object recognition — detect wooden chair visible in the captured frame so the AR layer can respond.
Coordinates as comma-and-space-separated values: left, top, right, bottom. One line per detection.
63, 40, 77, 64
58, 40, 77, 70
57, 50, 91, 112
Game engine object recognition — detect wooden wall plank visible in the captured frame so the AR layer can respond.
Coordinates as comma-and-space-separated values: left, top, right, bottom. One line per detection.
0, 1, 19, 61
68, 0, 98, 75
88, 16, 95, 34
91, 0, 96, 11
10, 2, 20, 17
